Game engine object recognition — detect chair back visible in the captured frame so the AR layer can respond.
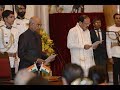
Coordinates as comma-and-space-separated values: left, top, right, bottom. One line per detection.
0, 52, 12, 81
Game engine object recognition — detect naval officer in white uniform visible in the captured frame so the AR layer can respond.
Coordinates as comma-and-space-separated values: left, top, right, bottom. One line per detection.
0, 10, 19, 79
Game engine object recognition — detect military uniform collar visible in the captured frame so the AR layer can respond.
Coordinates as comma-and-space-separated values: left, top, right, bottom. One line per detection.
3, 24, 12, 29
17, 16, 25, 20
6, 26, 12, 29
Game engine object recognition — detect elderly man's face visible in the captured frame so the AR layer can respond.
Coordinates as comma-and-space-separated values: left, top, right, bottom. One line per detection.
32, 20, 42, 32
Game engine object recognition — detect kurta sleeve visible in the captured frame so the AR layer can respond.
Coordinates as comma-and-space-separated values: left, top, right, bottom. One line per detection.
67, 28, 84, 49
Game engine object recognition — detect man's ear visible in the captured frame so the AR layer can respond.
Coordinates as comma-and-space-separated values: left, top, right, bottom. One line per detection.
4, 17, 7, 22
79, 21, 82, 25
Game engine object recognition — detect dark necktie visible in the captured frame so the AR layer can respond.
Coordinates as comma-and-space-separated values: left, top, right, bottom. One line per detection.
96, 30, 100, 40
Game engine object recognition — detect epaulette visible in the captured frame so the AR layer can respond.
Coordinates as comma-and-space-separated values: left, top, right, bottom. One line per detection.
0, 25, 4, 28
25, 18, 29, 20
12, 26, 17, 29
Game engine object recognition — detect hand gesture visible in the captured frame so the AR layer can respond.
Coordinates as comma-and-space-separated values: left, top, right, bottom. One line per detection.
84, 45, 92, 50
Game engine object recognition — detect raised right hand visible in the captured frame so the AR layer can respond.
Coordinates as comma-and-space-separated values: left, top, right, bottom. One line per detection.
84, 45, 92, 50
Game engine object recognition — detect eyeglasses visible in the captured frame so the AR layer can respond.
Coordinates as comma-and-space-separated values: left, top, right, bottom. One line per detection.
36, 24, 42, 28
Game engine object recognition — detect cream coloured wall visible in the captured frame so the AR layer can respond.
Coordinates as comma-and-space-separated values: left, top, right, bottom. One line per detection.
84, 5, 103, 12
5, 5, 103, 35
5, 5, 35, 19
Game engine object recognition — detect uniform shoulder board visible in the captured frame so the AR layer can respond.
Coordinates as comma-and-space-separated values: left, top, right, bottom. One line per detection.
12, 26, 17, 29
0, 25, 4, 27
25, 18, 29, 20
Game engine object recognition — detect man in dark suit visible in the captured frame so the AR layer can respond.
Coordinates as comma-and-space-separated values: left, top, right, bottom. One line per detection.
18, 16, 48, 70
90, 18, 108, 82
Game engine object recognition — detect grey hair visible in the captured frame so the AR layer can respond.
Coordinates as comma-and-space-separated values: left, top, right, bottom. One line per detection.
29, 17, 33, 24
29, 16, 39, 24
0, 5, 5, 9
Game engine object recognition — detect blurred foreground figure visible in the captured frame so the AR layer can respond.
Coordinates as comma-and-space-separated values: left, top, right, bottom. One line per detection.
14, 68, 36, 85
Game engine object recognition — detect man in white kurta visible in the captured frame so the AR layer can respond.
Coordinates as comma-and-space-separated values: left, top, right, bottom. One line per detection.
67, 15, 95, 77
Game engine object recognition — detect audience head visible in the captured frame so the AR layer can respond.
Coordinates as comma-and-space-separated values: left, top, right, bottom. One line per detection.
2, 10, 15, 26
113, 13, 120, 27
92, 18, 101, 29
78, 15, 91, 31
29, 16, 42, 32
88, 65, 107, 85
14, 68, 36, 85
62, 63, 84, 85
15, 5, 26, 18
0, 5, 5, 20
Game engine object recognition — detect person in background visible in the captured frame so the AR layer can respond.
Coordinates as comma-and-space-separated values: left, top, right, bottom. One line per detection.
67, 15, 95, 77
62, 63, 84, 85
18, 16, 48, 71
106, 13, 120, 85
12, 5, 29, 74
13, 5, 29, 36
88, 65, 108, 85
0, 10, 19, 80
62, 63, 92, 85
0, 5, 5, 26
14, 68, 36, 85
90, 18, 109, 82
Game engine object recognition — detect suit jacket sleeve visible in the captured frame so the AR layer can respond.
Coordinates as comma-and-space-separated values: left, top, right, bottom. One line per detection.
18, 34, 37, 64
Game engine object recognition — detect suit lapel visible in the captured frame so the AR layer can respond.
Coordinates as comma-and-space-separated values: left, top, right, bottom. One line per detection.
93, 29, 99, 40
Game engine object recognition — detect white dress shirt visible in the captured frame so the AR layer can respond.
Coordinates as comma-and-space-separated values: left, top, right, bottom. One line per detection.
106, 24, 120, 58
95, 29, 102, 40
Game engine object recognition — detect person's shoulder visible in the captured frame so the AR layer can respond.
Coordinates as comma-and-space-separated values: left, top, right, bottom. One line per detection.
0, 25, 6, 30
24, 18, 29, 22
12, 25, 18, 29
69, 26, 77, 32
89, 29, 94, 32
0, 25, 4, 28
107, 24, 115, 30
24, 18, 29, 20
19, 31, 27, 38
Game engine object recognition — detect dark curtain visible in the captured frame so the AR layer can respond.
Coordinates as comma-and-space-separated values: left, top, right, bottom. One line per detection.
49, 13, 106, 76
